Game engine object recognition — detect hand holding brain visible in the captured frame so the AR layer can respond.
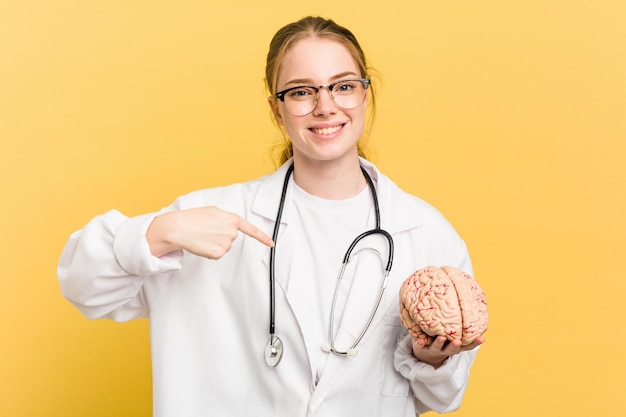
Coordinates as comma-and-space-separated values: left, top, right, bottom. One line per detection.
399, 266, 488, 346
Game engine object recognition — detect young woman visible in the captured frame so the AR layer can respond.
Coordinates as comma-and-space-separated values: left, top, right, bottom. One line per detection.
58, 16, 484, 417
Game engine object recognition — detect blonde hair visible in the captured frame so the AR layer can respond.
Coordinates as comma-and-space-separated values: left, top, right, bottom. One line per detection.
265, 16, 377, 166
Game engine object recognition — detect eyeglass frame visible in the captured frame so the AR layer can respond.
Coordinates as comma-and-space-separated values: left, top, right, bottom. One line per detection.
274, 78, 371, 116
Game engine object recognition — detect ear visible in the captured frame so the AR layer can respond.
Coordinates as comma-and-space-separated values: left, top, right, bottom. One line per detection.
267, 97, 284, 126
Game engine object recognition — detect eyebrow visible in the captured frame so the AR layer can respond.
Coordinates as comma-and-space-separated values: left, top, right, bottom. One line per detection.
283, 71, 360, 87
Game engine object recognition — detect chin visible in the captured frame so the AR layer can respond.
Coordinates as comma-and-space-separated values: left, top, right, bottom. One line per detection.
300, 148, 359, 164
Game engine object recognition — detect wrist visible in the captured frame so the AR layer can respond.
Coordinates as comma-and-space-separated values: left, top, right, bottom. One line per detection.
147, 211, 181, 257
421, 356, 447, 369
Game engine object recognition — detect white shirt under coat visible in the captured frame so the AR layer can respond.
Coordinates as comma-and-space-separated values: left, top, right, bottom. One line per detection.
58, 158, 479, 417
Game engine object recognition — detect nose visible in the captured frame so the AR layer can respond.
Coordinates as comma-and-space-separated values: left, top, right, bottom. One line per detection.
312, 87, 337, 116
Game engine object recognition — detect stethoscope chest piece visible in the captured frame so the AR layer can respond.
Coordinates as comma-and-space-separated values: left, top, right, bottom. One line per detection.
265, 335, 283, 367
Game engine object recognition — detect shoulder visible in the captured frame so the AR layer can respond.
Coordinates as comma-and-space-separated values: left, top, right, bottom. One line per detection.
381, 174, 444, 218
174, 176, 267, 210
149, 173, 270, 218
369, 164, 472, 271
364, 160, 456, 235
163, 162, 293, 217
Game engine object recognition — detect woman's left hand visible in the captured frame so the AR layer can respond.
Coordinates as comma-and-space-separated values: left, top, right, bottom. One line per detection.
412, 335, 485, 369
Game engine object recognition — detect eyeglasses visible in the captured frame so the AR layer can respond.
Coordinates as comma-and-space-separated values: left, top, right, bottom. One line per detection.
275, 78, 371, 116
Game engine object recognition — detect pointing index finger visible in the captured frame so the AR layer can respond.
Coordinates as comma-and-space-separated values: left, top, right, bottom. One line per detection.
237, 217, 274, 248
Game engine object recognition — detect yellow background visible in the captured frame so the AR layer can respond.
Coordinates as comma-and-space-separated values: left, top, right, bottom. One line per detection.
1, 0, 624, 416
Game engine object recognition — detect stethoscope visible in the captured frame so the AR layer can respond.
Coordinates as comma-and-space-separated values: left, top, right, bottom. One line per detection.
265, 163, 394, 367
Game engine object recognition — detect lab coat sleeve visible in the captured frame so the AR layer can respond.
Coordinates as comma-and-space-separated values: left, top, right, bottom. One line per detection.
58, 209, 183, 322
392, 196, 479, 413
394, 334, 479, 414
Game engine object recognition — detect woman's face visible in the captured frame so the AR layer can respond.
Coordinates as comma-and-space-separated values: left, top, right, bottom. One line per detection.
271, 37, 367, 167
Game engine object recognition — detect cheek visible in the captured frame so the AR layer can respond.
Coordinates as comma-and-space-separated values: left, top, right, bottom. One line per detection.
350, 108, 367, 134
282, 121, 302, 143
280, 114, 303, 137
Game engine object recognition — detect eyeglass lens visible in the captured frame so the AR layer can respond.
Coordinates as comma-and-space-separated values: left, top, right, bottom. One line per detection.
283, 79, 368, 116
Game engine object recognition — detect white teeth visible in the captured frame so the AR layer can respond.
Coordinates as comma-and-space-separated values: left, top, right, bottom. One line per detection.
312, 125, 342, 135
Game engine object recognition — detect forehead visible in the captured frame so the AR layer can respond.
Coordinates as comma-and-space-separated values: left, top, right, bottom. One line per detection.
277, 37, 359, 87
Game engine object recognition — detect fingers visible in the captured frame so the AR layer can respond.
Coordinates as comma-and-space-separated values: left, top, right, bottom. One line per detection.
431, 336, 449, 350
236, 216, 275, 248
412, 336, 449, 369
169, 207, 275, 260
412, 334, 485, 368
458, 336, 485, 352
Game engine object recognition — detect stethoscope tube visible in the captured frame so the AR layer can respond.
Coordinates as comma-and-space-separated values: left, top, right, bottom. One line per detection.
265, 163, 394, 366
325, 228, 394, 356
268, 164, 294, 337
265, 164, 294, 366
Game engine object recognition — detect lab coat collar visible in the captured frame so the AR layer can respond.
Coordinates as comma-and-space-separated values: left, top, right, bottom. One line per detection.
358, 157, 425, 234
251, 157, 425, 235
251, 158, 296, 225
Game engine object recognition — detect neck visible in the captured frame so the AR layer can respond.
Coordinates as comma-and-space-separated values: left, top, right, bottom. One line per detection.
291, 156, 367, 200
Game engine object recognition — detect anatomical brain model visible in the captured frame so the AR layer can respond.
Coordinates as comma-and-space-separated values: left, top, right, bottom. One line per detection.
399, 266, 488, 346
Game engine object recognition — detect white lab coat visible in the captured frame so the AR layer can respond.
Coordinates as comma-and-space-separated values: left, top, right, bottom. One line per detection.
58, 159, 479, 417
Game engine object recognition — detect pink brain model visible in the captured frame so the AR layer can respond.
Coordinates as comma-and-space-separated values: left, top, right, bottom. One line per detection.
399, 266, 488, 346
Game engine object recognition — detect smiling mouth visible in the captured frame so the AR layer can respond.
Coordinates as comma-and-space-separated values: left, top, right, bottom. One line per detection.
310, 124, 344, 135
